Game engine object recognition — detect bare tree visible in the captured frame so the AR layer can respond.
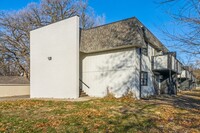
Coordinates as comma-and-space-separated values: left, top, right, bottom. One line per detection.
0, 0, 105, 79
158, 0, 200, 55
0, 54, 20, 76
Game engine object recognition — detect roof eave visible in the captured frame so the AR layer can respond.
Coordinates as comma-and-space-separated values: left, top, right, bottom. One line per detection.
80, 42, 144, 54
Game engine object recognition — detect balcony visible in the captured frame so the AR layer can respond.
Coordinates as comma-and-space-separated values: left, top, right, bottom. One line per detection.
152, 53, 180, 74
177, 61, 182, 74
178, 70, 191, 79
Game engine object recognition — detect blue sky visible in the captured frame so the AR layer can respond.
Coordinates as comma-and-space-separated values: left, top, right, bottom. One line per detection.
89, 1, 172, 46
0, 0, 39, 10
89, 0, 170, 25
0, 0, 171, 38
0, 0, 189, 63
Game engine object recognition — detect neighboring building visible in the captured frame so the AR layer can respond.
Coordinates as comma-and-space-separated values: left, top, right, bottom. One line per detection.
0, 76, 30, 97
30, 16, 196, 99
178, 67, 196, 90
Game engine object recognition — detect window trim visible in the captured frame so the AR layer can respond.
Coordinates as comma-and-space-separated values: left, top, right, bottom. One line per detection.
141, 71, 148, 86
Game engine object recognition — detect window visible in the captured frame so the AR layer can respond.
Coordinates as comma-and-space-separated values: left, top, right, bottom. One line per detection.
142, 42, 148, 56
141, 71, 148, 86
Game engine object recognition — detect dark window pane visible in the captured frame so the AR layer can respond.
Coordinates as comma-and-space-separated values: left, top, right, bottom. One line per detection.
141, 71, 148, 86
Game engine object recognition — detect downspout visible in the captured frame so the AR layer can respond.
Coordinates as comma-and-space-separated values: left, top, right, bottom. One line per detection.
168, 54, 172, 95
139, 48, 142, 99
175, 60, 178, 95
139, 26, 146, 99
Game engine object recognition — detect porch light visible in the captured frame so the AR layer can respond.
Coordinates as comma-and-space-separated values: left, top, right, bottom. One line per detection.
48, 57, 52, 61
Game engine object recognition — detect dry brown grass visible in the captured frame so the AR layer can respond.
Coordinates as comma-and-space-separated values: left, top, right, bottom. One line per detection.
0, 89, 199, 132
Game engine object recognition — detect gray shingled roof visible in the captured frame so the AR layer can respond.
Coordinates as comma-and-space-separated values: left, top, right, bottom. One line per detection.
0, 76, 30, 85
80, 17, 168, 53
80, 17, 145, 53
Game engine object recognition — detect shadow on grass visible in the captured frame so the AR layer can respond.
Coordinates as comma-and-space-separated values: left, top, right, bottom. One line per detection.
112, 103, 166, 132
150, 89, 200, 113
116, 90, 200, 132
181, 89, 200, 97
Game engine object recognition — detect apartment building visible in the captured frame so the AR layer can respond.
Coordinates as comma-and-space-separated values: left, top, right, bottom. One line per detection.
30, 16, 196, 99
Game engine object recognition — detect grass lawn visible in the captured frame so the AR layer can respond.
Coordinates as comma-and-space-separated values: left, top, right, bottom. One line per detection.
0, 90, 200, 133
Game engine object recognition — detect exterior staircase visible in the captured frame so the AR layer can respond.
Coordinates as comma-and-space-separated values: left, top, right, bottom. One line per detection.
79, 88, 88, 97
160, 74, 177, 95
79, 79, 89, 97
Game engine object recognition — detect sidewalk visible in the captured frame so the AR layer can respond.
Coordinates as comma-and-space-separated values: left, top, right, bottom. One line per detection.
0, 96, 97, 102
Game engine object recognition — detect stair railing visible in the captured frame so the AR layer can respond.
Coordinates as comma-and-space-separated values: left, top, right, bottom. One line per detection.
79, 79, 90, 89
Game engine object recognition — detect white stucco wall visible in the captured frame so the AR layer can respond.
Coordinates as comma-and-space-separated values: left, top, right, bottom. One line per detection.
30, 16, 79, 99
81, 45, 157, 99
141, 45, 156, 97
81, 48, 140, 98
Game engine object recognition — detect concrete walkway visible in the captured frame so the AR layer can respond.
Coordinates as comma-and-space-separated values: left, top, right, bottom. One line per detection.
0, 96, 97, 102
32, 96, 97, 102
